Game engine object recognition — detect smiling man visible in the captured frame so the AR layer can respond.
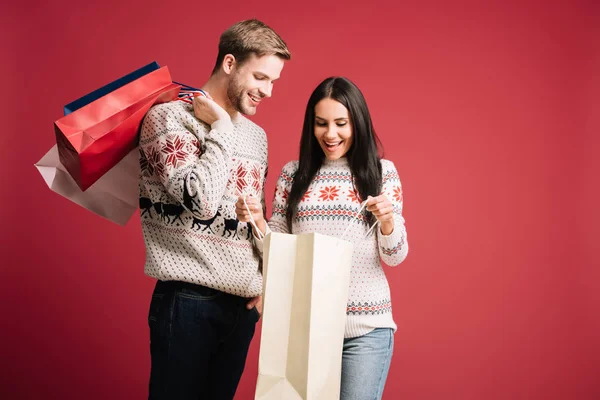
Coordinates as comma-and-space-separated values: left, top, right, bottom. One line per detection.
138, 19, 290, 400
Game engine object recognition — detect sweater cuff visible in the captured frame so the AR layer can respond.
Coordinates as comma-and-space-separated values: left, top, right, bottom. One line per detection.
207, 118, 236, 158
210, 118, 234, 134
378, 216, 404, 248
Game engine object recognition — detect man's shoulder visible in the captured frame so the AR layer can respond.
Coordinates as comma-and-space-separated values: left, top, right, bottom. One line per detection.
236, 115, 266, 135
144, 101, 208, 132
146, 101, 194, 122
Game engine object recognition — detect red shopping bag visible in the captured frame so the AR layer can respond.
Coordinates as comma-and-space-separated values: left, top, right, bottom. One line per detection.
54, 66, 180, 191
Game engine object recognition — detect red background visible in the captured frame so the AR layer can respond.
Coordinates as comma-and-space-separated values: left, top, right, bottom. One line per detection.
2, 1, 598, 399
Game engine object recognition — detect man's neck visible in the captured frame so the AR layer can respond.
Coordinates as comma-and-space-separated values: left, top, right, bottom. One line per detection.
201, 75, 240, 120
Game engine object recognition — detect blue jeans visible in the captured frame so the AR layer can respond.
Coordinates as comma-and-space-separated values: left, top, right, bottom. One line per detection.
147, 280, 260, 400
340, 328, 394, 400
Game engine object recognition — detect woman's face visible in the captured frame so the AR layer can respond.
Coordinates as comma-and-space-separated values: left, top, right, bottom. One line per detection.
313, 98, 353, 160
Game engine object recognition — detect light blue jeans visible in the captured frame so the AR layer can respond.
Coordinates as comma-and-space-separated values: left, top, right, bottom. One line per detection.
340, 328, 394, 400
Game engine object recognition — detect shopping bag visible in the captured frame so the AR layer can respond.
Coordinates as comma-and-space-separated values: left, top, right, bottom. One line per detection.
63, 61, 161, 115
34, 144, 140, 226
55, 65, 180, 190
255, 232, 354, 400
36, 62, 201, 225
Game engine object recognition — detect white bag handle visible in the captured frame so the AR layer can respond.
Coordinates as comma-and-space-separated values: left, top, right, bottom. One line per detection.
340, 199, 379, 242
243, 194, 378, 243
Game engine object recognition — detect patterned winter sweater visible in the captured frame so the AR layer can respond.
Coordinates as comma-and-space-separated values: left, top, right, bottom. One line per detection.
269, 158, 408, 338
138, 101, 267, 298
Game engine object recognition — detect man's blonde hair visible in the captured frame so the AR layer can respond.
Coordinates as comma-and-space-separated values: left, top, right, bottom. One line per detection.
212, 19, 291, 74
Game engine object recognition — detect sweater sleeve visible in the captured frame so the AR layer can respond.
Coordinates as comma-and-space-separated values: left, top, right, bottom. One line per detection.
267, 161, 298, 234
251, 156, 272, 255
139, 103, 235, 220
377, 160, 409, 266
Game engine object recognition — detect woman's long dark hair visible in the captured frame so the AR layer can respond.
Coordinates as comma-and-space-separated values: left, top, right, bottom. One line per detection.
286, 77, 383, 231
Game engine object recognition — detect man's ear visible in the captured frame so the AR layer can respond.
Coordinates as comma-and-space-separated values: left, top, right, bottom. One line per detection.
222, 54, 236, 75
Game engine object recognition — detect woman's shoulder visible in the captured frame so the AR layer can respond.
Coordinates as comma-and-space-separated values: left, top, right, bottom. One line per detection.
279, 160, 299, 178
380, 158, 398, 173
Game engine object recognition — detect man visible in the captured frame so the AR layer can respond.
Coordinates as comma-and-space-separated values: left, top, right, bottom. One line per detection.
138, 19, 290, 399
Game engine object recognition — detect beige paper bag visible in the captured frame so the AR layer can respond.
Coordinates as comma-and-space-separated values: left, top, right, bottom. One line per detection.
255, 232, 354, 400
34, 145, 140, 226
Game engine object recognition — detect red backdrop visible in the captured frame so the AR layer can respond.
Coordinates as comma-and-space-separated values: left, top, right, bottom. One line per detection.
2, 1, 598, 399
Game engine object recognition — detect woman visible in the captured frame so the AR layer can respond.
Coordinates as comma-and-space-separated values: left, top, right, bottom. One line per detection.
239, 76, 408, 400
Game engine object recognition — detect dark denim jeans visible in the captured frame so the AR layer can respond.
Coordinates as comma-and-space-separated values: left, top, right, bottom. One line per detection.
148, 280, 260, 400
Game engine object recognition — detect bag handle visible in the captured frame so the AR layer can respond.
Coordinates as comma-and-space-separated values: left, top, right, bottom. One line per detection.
174, 81, 208, 104
176, 88, 208, 104
243, 195, 378, 243
339, 200, 379, 242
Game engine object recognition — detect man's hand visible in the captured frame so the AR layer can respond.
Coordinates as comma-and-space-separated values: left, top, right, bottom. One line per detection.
246, 295, 262, 318
235, 194, 266, 237
193, 93, 231, 126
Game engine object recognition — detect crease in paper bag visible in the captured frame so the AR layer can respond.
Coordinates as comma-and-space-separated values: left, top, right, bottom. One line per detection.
35, 144, 140, 226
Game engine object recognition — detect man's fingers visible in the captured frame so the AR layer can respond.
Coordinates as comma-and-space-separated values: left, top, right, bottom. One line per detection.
246, 296, 260, 309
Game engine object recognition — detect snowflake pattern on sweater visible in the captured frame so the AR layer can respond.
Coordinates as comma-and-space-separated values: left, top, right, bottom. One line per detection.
269, 158, 408, 337
138, 101, 267, 297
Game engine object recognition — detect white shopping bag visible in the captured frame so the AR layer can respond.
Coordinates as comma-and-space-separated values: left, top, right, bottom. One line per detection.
255, 231, 354, 400
34, 145, 140, 226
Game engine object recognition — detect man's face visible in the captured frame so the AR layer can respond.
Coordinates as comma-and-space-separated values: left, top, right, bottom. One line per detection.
226, 53, 285, 116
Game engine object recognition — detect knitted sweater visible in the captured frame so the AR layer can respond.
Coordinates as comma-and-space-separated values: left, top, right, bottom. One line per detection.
138, 101, 266, 298
269, 158, 408, 338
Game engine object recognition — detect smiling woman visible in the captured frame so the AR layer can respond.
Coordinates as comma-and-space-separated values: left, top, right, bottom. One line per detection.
273, 77, 408, 399
288, 77, 385, 229
314, 98, 354, 159
235, 76, 410, 400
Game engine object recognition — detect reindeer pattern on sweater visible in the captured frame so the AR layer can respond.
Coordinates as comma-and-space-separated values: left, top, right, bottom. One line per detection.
138, 101, 267, 297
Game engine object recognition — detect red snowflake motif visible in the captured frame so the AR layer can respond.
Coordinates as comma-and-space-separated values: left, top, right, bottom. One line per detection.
282, 189, 289, 202
147, 147, 165, 178
235, 164, 248, 194
319, 186, 340, 201
393, 186, 403, 202
161, 135, 189, 168
347, 188, 361, 203
140, 149, 150, 175
301, 189, 312, 201
251, 165, 262, 192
